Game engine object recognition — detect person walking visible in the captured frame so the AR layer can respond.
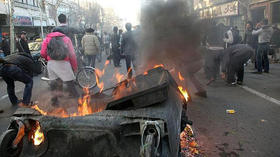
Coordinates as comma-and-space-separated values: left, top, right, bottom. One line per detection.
103, 32, 111, 56
221, 44, 254, 85
121, 23, 137, 79
16, 31, 30, 54
252, 19, 273, 74
0, 53, 41, 106
52, 14, 78, 44
41, 30, 79, 99
111, 26, 121, 67
81, 28, 100, 68
1, 35, 10, 57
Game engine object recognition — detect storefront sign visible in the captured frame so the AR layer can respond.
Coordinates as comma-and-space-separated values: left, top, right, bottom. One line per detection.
14, 16, 33, 26
199, 1, 239, 19
33, 19, 47, 26
0, 1, 7, 14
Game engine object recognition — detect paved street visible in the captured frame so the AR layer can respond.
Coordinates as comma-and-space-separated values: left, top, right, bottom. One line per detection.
0, 54, 280, 156
187, 63, 280, 156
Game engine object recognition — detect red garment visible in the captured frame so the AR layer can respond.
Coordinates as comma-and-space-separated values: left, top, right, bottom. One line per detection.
40, 32, 77, 71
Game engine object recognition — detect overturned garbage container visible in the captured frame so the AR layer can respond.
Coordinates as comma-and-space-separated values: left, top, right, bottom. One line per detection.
0, 67, 188, 157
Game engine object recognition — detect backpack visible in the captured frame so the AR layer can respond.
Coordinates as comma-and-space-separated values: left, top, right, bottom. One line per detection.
47, 36, 69, 60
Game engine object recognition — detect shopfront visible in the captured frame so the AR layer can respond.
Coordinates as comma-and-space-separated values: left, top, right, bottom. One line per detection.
250, 0, 280, 26
195, 1, 246, 35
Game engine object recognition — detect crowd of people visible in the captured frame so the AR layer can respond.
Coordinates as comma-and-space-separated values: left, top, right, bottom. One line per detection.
206, 18, 279, 86
0, 13, 140, 108
0, 12, 279, 110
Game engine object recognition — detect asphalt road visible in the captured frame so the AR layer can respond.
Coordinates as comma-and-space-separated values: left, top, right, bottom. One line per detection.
0, 54, 279, 157
187, 63, 280, 157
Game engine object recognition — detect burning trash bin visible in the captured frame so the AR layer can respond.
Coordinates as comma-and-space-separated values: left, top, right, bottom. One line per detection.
0, 67, 189, 157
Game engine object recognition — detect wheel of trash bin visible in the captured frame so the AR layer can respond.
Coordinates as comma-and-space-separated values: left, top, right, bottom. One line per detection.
0, 129, 23, 157
76, 66, 98, 89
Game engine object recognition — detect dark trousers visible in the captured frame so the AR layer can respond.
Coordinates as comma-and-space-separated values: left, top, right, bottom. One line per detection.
256, 44, 270, 72
50, 79, 79, 97
86, 55, 96, 68
125, 55, 133, 79
1, 65, 33, 105
112, 49, 121, 67
227, 64, 244, 84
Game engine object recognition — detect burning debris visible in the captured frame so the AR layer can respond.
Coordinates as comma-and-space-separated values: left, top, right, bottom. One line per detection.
180, 125, 205, 157
0, 67, 191, 157
31, 121, 44, 146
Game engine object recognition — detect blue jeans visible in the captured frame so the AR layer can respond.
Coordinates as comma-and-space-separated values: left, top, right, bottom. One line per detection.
1, 65, 33, 105
256, 44, 270, 72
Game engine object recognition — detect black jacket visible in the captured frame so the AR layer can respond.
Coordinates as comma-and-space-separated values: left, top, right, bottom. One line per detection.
52, 25, 78, 43
121, 31, 137, 55
16, 38, 30, 54
221, 44, 254, 73
3, 53, 41, 76
1, 38, 10, 56
111, 33, 120, 51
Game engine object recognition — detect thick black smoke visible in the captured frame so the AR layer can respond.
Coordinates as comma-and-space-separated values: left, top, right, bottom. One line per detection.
139, 0, 203, 79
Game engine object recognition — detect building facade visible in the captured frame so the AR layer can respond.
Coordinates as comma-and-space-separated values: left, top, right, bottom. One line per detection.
194, 0, 247, 36
0, 0, 92, 42
250, 0, 280, 26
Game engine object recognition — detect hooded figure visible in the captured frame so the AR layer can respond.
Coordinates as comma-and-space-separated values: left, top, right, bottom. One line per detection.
221, 44, 254, 85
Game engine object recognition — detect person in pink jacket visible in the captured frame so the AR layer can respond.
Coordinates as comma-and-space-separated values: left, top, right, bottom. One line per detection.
41, 31, 79, 101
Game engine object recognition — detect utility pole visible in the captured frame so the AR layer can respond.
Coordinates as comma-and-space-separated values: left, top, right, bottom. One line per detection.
9, 0, 15, 53
38, 0, 45, 39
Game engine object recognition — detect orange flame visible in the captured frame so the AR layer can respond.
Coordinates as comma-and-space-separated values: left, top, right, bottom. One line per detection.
31, 121, 44, 146
31, 87, 100, 117
116, 72, 125, 83
178, 72, 184, 81
105, 60, 110, 66
31, 105, 47, 115
143, 71, 148, 75
78, 88, 93, 116
95, 74, 104, 92
178, 86, 189, 102
153, 64, 164, 68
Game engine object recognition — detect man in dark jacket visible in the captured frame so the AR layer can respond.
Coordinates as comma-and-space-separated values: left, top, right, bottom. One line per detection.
0, 53, 41, 106
52, 14, 77, 44
221, 44, 254, 85
111, 26, 121, 67
16, 31, 30, 54
1, 36, 10, 56
121, 23, 137, 79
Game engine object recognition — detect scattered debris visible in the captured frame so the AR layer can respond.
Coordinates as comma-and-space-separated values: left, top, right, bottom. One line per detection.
260, 119, 267, 122
180, 124, 205, 157
226, 109, 235, 114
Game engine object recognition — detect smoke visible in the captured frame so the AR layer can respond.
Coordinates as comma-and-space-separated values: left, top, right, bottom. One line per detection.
138, 0, 203, 79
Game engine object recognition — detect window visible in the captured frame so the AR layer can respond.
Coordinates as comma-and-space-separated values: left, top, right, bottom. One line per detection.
251, 6, 265, 25
272, 2, 280, 24
27, 0, 34, 5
